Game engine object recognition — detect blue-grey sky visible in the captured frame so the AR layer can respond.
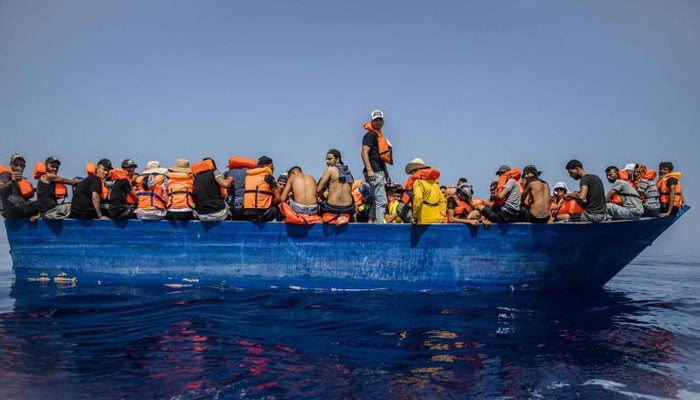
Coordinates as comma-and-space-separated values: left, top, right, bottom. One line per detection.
1, 1, 697, 252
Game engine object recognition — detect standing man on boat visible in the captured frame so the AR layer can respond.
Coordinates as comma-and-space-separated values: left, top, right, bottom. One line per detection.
565, 159, 607, 222
361, 109, 393, 223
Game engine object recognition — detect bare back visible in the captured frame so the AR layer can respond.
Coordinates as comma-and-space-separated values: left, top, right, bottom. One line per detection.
287, 173, 318, 206
524, 179, 551, 218
318, 166, 353, 207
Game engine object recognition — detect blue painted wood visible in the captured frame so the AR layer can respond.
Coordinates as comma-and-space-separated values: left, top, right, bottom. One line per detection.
3, 206, 689, 291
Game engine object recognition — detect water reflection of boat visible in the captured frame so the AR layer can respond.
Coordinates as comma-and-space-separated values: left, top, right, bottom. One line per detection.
2, 206, 689, 291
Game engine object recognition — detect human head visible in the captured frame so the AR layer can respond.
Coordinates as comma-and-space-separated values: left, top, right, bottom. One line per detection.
9, 154, 25, 172
121, 159, 138, 169
623, 163, 636, 174
633, 163, 646, 180
96, 158, 113, 178
523, 164, 541, 178
404, 158, 430, 175
553, 181, 568, 196
457, 177, 468, 186
456, 184, 473, 202
605, 166, 620, 183
659, 161, 674, 176
257, 156, 273, 168
326, 149, 342, 166
143, 161, 165, 174
370, 109, 384, 130
45, 156, 61, 172
566, 159, 584, 180
169, 158, 191, 173
440, 185, 447, 195
495, 165, 510, 176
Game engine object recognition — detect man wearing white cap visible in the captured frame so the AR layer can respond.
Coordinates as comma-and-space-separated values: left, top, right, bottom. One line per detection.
361, 109, 393, 223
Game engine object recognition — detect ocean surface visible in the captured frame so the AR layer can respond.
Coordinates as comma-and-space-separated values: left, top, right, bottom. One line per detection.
0, 236, 698, 400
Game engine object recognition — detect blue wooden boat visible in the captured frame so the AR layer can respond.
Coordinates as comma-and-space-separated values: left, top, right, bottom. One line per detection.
2, 206, 689, 291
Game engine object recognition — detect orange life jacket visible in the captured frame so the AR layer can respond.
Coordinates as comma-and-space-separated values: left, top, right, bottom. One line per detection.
85, 162, 109, 200
550, 196, 584, 217
278, 202, 321, 225
401, 168, 441, 204
135, 173, 167, 210
619, 170, 631, 182
657, 172, 684, 208
33, 162, 68, 199
363, 122, 393, 165
228, 156, 257, 170
322, 212, 351, 225
166, 171, 195, 210
243, 167, 274, 210
192, 159, 226, 198
494, 168, 521, 207
448, 195, 472, 217
109, 169, 137, 205
1, 163, 34, 199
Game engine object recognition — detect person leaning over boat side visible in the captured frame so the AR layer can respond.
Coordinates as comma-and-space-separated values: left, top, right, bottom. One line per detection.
565, 159, 607, 222
475, 165, 521, 223
165, 158, 195, 221
280, 166, 318, 216
70, 158, 112, 220
106, 159, 139, 220
549, 182, 583, 222
632, 163, 660, 217
404, 158, 445, 224
0, 154, 40, 221
134, 161, 169, 221
657, 161, 684, 217
192, 157, 233, 222
243, 156, 280, 222
36, 157, 81, 220
604, 166, 643, 221
317, 149, 356, 221
361, 109, 393, 223
520, 165, 551, 224
445, 182, 480, 226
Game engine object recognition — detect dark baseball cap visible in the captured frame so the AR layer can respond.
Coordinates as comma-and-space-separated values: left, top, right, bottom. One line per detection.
121, 159, 138, 168
45, 156, 61, 166
97, 158, 113, 171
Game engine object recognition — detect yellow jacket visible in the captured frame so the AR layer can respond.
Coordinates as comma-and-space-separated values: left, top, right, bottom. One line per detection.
412, 178, 446, 224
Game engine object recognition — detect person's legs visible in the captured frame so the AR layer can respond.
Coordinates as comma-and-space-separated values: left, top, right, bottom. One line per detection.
366, 170, 387, 223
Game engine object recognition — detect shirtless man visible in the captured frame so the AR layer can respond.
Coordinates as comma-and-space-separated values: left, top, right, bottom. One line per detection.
520, 165, 551, 223
280, 166, 318, 215
317, 149, 355, 217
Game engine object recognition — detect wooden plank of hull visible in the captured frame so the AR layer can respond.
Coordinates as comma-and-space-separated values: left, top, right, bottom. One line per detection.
3, 206, 688, 291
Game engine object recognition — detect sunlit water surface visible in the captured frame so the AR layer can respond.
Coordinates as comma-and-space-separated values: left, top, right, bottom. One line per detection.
0, 238, 698, 399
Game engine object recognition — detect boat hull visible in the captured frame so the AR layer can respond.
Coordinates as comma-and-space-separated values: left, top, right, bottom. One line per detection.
3, 207, 689, 291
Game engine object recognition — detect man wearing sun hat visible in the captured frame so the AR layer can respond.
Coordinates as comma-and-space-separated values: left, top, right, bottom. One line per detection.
165, 158, 195, 221
403, 157, 445, 224
361, 109, 393, 223
134, 161, 169, 221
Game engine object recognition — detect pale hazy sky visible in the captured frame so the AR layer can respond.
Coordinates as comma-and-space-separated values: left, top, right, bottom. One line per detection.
1, 1, 697, 252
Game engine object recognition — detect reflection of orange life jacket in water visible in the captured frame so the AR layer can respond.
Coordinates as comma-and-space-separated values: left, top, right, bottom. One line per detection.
135, 173, 167, 210
0, 164, 34, 199
166, 171, 195, 210
657, 171, 684, 208
362, 122, 393, 165
33, 162, 68, 199
494, 168, 521, 207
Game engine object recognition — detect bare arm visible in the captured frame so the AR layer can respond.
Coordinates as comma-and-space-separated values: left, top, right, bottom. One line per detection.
361, 145, 374, 180
215, 174, 233, 189
280, 177, 293, 203
316, 168, 331, 201
91, 191, 105, 219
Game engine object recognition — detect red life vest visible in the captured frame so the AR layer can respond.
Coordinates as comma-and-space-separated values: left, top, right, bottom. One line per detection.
166, 171, 195, 210
135, 173, 167, 210
657, 172, 684, 208
363, 122, 393, 165
33, 162, 68, 199
494, 168, 521, 207
243, 167, 274, 210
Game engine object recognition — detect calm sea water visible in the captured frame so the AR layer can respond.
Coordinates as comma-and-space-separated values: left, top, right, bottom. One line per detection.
0, 237, 698, 399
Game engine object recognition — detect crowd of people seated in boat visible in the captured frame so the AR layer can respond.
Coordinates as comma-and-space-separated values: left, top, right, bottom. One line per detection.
0, 110, 686, 225
0, 153, 684, 226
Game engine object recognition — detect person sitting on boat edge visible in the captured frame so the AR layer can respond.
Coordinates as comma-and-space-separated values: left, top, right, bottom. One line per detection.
404, 158, 445, 224
165, 158, 195, 221
633, 163, 660, 217
134, 161, 169, 221
384, 184, 404, 223
106, 159, 139, 220
70, 158, 112, 220
520, 165, 551, 224
565, 159, 607, 222
276, 172, 288, 192
0, 154, 40, 221
475, 165, 521, 223
657, 161, 684, 217
445, 181, 482, 226
243, 156, 280, 222
192, 157, 233, 222
317, 149, 355, 224
361, 109, 393, 223
35, 157, 81, 220
549, 181, 583, 222
605, 166, 644, 221
280, 166, 318, 216
224, 156, 257, 220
